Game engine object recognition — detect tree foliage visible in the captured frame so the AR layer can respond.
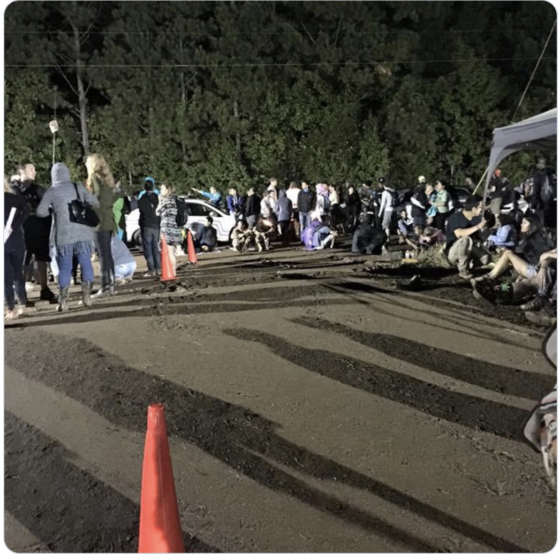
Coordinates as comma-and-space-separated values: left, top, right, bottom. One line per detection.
5, 1, 557, 192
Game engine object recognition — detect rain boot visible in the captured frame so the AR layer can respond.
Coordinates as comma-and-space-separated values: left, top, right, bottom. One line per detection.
81, 282, 92, 308
56, 287, 69, 313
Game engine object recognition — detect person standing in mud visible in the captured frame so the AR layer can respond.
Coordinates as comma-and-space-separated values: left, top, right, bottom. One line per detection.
156, 183, 183, 273
86, 154, 123, 298
10, 163, 56, 303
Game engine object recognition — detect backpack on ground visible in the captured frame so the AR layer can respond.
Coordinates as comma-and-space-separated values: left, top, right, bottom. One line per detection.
175, 196, 189, 227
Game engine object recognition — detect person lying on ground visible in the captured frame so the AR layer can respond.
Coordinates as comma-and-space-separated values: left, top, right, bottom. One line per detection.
112, 235, 137, 285
192, 186, 222, 207
444, 195, 489, 280
473, 213, 552, 287
195, 216, 218, 253
485, 214, 518, 251
351, 216, 387, 255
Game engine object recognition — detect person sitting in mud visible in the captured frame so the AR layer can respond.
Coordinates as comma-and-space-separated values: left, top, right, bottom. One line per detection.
301, 216, 337, 251
351, 215, 387, 255
397, 209, 414, 243
444, 195, 490, 280
231, 220, 250, 252
403, 225, 425, 251
485, 214, 518, 251
418, 226, 445, 248
195, 216, 218, 253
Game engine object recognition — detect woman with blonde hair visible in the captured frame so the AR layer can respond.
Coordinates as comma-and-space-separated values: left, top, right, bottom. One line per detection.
85, 153, 123, 297
156, 183, 183, 275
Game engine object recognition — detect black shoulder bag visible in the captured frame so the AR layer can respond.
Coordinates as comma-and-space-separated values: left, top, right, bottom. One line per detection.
68, 183, 100, 227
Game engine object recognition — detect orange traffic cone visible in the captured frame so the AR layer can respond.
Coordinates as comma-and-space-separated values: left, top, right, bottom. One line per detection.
160, 234, 176, 282
139, 404, 185, 553
186, 230, 198, 265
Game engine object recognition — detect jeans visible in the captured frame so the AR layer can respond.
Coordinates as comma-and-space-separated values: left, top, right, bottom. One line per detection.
398, 220, 411, 236
5, 243, 27, 310
115, 261, 137, 279
94, 231, 115, 291
246, 215, 257, 229
56, 250, 94, 289
142, 227, 161, 273
279, 220, 290, 245
299, 212, 310, 231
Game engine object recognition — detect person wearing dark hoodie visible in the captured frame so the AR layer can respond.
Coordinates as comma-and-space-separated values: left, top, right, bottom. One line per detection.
351, 215, 387, 255
138, 178, 161, 277
297, 181, 315, 232
242, 187, 261, 229
36, 163, 100, 312
275, 189, 293, 246
195, 216, 218, 253
4, 177, 30, 320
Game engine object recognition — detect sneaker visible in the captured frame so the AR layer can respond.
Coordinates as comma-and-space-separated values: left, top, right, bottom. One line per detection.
526, 304, 557, 326
471, 274, 493, 286
94, 289, 111, 299
40, 287, 56, 302
115, 278, 128, 286
16, 305, 26, 317
472, 281, 497, 304
458, 271, 474, 280
520, 296, 547, 312
25, 282, 35, 292
155, 269, 162, 277
4, 309, 18, 320
143, 271, 156, 278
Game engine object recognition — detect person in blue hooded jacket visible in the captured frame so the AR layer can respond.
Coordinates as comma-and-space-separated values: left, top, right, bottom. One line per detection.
138, 177, 160, 199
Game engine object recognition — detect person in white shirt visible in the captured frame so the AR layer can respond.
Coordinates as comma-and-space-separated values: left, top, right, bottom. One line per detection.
378, 182, 397, 238
260, 190, 277, 219
286, 181, 301, 236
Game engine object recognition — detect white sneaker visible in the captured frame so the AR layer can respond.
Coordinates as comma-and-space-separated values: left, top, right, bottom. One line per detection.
5, 309, 18, 320
16, 305, 26, 317
25, 282, 35, 292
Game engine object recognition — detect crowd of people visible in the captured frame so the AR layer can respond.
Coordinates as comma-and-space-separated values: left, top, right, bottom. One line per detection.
4, 157, 557, 324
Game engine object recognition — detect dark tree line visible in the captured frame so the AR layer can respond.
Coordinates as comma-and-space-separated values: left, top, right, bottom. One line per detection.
5, 1, 557, 193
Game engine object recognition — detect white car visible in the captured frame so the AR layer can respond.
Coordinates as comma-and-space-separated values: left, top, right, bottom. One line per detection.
126, 197, 236, 247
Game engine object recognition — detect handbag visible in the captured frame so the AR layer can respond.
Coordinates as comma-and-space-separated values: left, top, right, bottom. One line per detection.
68, 182, 100, 227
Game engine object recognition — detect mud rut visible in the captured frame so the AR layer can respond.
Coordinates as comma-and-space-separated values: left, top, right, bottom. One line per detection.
4, 246, 556, 552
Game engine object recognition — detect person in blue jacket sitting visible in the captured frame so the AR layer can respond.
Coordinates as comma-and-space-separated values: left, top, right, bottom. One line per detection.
486, 214, 518, 250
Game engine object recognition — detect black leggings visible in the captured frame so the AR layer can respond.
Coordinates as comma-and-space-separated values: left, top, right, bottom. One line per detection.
94, 231, 115, 291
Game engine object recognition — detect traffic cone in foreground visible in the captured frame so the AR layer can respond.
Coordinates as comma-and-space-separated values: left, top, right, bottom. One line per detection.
160, 234, 176, 282
139, 404, 185, 553
186, 230, 198, 265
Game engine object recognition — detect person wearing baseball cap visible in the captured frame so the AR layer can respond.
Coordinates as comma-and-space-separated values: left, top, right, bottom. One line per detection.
418, 175, 426, 184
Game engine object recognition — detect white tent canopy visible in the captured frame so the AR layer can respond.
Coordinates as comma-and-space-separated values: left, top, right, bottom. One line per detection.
484, 108, 557, 201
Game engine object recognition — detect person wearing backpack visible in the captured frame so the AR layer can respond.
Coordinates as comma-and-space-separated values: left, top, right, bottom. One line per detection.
378, 181, 397, 238
138, 178, 161, 277
156, 183, 184, 275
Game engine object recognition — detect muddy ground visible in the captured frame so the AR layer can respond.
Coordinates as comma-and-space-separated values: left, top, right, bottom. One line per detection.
4, 242, 557, 552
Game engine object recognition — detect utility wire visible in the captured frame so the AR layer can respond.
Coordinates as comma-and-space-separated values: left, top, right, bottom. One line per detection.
6, 56, 555, 69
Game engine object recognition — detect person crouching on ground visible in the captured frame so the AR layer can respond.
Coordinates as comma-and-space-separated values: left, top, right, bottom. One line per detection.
275, 189, 293, 247
351, 216, 387, 255
156, 183, 183, 274
444, 195, 489, 280
4, 177, 29, 319
36, 163, 100, 312
112, 234, 137, 285
195, 216, 218, 253
231, 220, 250, 252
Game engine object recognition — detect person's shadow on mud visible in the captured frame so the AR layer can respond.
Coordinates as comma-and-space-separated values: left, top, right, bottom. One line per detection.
5, 329, 526, 552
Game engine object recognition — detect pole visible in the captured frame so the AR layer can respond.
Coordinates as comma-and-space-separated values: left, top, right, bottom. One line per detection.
52, 87, 57, 165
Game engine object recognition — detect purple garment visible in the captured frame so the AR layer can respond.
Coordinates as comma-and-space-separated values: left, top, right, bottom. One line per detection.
301, 221, 322, 250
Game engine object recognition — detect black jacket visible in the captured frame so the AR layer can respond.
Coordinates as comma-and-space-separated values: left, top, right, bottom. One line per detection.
138, 192, 160, 229
410, 187, 429, 218
297, 190, 316, 213
4, 192, 29, 249
200, 226, 218, 249
517, 231, 553, 266
243, 194, 261, 217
